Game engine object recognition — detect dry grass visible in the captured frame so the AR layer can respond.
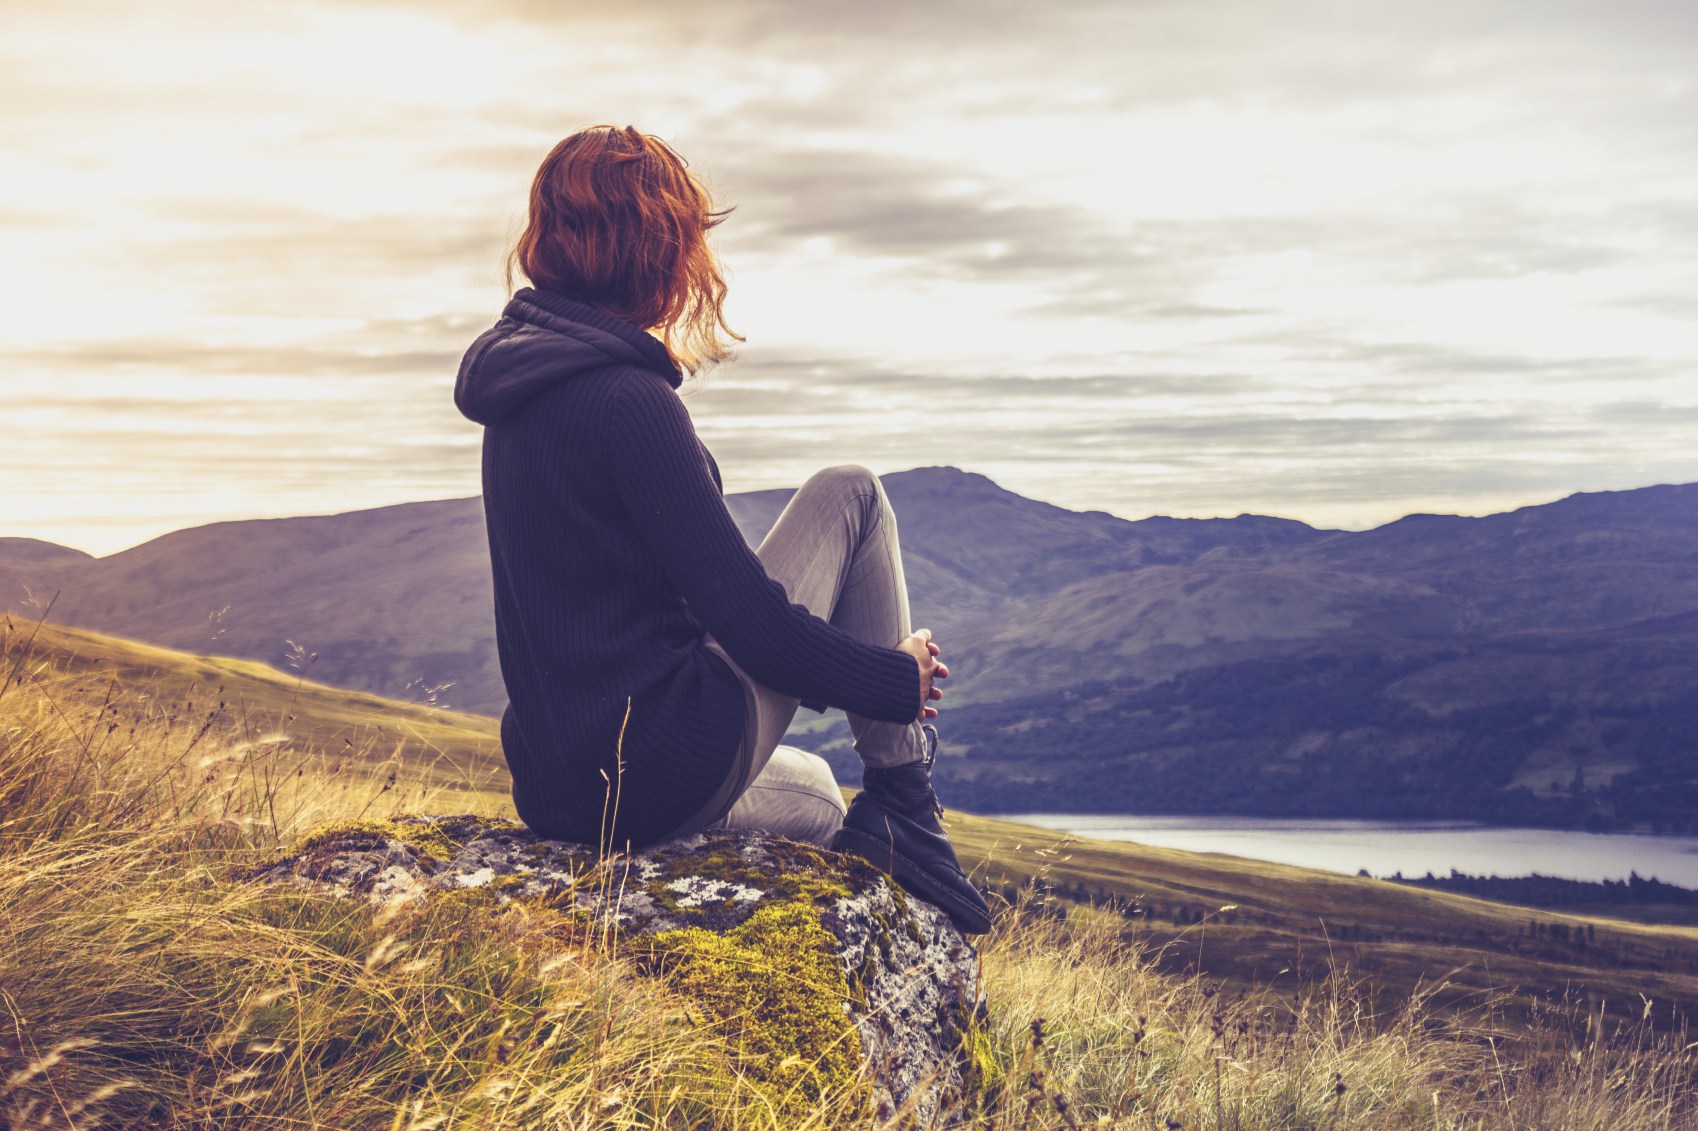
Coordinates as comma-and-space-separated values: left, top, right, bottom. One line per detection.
0, 616, 808, 1129
947, 820, 1698, 1032
971, 893, 1697, 1129
3, 617, 1696, 1129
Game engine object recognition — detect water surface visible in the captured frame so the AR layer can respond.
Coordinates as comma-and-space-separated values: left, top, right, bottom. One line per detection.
1003, 814, 1698, 888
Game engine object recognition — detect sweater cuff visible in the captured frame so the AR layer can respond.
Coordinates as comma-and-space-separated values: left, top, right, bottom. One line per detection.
845, 647, 923, 724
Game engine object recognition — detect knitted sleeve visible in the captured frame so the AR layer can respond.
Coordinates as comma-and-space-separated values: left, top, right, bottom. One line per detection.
606, 375, 921, 724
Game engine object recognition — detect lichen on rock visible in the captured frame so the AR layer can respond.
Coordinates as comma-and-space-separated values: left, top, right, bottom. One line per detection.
253, 815, 984, 1126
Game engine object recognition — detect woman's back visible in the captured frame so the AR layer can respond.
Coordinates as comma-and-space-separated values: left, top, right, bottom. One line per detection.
460, 288, 746, 844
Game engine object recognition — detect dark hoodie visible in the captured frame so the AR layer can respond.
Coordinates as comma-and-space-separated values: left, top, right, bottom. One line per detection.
455, 288, 920, 847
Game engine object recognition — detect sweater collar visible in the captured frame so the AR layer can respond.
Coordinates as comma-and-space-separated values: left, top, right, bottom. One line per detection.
510, 287, 682, 388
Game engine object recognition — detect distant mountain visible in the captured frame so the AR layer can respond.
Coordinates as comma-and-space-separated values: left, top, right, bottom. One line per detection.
6, 469, 1696, 830
0, 537, 94, 616
924, 481, 1698, 832
0, 537, 93, 569
0, 498, 498, 712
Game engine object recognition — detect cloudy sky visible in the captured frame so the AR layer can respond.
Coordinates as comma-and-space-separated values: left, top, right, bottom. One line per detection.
4, 0, 1696, 555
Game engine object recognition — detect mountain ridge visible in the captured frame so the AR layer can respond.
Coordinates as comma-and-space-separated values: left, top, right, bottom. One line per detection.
6, 467, 1694, 829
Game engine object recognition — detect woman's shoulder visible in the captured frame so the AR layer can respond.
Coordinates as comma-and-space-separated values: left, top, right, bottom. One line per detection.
517, 362, 677, 418
602, 365, 695, 426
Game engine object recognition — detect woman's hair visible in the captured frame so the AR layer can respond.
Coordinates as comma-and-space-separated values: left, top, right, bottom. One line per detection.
508, 125, 740, 374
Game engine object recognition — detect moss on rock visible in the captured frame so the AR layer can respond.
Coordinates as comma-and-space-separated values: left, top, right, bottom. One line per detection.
639, 901, 868, 1118
635, 837, 855, 928
291, 814, 516, 865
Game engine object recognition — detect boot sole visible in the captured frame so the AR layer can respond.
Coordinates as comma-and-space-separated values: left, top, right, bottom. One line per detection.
832, 825, 993, 936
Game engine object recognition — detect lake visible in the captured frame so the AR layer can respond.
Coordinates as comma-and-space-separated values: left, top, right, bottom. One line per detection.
1003, 814, 1698, 889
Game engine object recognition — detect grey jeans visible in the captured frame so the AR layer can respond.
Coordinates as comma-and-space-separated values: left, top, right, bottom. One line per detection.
700, 464, 929, 846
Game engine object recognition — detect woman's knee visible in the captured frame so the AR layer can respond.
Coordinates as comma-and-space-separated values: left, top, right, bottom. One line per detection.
793, 465, 888, 537
718, 746, 846, 846
791, 748, 848, 812
799, 464, 880, 501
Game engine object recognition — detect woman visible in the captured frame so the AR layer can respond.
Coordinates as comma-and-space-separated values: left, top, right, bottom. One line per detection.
454, 125, 989, 934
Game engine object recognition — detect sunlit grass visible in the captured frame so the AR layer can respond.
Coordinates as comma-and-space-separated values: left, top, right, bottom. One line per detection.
3, 617, 1695, 1128
972, 893, 1697, 1129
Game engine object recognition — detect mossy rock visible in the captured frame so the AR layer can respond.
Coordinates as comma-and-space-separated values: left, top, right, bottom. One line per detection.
255, 816, 983, 1125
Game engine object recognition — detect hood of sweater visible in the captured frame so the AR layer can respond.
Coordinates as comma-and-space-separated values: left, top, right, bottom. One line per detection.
454, 287, 682, 425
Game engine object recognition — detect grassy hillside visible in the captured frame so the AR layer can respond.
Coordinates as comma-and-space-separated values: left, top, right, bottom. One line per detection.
4, 616, 1695, 1127
12, 615, 1698, 1027
949, 813, 1698, 1028
6, 617, 508, 804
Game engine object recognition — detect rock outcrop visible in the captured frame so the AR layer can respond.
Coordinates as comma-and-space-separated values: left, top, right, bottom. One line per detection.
254, 815, 985, 1125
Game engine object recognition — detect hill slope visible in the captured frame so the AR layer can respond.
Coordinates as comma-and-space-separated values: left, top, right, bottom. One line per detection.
4, 617, 505, 800
7, 471, 1697, 826
8, 622, 1695, 1126
9, 619, 1698, 1027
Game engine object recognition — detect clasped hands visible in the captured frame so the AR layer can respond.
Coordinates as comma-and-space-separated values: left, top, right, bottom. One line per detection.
897, 627, 948, 721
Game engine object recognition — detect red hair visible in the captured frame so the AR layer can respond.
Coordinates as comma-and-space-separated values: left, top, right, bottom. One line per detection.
509, 125, 740, 373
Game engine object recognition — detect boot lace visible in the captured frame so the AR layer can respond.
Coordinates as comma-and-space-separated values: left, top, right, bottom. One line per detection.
920, 723, 944, 819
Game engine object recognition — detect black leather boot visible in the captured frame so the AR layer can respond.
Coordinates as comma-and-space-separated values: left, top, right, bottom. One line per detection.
830, 725, 993, 935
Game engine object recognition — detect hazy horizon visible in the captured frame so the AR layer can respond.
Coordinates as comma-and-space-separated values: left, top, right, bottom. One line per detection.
5, 0, 1697, 555
8, 465, 1690, 561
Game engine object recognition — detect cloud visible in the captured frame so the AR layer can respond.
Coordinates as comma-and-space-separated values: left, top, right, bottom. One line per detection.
4, 0, 1697, 553
1590, 400, 1698, 426
684, 343, 1677, 527
8, 343, 463, 380
148, 208, 508, 278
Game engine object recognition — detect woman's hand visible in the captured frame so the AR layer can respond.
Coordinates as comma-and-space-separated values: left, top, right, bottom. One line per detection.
897, 628, 949, 720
